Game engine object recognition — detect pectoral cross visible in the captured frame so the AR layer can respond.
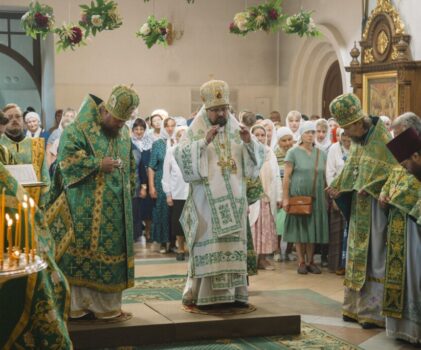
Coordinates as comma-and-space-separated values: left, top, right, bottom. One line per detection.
217, 157, 237, 175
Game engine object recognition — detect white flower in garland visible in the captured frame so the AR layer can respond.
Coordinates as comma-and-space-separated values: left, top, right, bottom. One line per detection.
139, 22, 151, 36
234, 12, 249, 32
91, 14, 103, 27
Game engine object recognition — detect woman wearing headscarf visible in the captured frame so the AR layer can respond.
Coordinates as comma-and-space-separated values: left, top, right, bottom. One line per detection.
286, 110, 303, 143
24, 111, 49, 140
149, 109, 168, 142
162, 126, 189, 260
282, 121, 328, 274
274, 127, 296, 262
315, 119, 332, 153
131, 118, 154, 244
249, 124, 282, 270
149, 116, 176, 253
259, 118, 278, 149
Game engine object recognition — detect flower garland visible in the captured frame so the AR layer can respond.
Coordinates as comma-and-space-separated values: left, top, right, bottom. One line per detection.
283, 10, 320, 37
79, 0, 122, 38
21, 1, 55, 39
230, 0, 320, 38
55, 24, 86, 52
230, 0, 284, 35
136, 15, 169, 49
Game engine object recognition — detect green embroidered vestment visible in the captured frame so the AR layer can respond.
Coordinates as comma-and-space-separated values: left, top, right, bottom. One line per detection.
331, 118, 397, 291
381, 166, 420, 318
55, 95, 135, 293
0, 136, 50, 207
0, 163, 71, 350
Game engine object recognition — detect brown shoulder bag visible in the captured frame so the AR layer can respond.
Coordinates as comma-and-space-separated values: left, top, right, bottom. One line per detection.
286, 148, 320, 216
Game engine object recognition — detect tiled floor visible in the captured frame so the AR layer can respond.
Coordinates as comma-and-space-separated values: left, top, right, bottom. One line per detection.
133, 243, 420, 349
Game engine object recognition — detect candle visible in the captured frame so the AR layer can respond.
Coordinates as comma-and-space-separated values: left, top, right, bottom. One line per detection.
23, 202, 28, 263
29, 198, 35, 260
13, 212, 20, 256
16, 202, 21, 248
7, 219, 12, 263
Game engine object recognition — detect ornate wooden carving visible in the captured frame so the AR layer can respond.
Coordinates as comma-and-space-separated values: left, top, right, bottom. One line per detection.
346, 0, 421, 119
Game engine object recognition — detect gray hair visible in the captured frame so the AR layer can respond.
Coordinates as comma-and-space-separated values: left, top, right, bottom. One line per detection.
392, 112, 421, 135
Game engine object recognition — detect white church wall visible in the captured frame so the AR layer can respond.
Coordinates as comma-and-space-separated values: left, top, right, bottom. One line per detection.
1, 0, 280, 126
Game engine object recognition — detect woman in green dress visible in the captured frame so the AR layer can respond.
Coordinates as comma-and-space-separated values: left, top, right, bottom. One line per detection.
149, 117, 176, 253
282, 121, 328, 274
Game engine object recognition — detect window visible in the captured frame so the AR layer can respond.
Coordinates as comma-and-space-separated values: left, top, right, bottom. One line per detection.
0, 10, 41, 112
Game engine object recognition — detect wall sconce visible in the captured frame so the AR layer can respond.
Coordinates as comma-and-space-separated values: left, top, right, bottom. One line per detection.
166, 23, 184, 45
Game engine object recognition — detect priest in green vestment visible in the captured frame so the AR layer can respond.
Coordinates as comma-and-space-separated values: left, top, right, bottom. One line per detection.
327, 93, 397, 329
0, 163, 72, 349
51, 85, 139, 319
0, 104, 50, 207
384, 120, 421, 343
174, 80, 264, 308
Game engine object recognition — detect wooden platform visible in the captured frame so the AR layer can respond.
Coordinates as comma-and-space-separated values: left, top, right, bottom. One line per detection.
69, 296, 301, 349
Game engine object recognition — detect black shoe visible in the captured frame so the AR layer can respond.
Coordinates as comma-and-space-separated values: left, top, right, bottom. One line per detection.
343, 315, 357, 323
176, 253, 185, 261
231, 301, 249, 308
196, 304, 214, 311
361, 322, 379, 329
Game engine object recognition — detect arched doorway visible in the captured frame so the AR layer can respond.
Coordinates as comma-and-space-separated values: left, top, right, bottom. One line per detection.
322, 60, 343, 118
287, 24, 348, 117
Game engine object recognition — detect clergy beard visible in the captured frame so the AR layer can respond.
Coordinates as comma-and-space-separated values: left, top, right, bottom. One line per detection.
5, 130, 25, 142
350, 135, 364, 144
101, 122, 121, 138
210, 116, 227, 127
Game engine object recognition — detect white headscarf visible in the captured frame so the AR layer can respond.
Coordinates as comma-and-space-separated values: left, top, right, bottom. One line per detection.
151, 109, 169, 119
149, 113, 164, 141
315, 119, 332, 152
276, 127, 294, 142
174, 116, 187, 127
132, 122, 154, 152
298, 121, 316, 144
259, 119, 278, 149
25, 112, 43, 138
160, 116, 177, 146
286, 110, 302, 142
249, 124, 281, 221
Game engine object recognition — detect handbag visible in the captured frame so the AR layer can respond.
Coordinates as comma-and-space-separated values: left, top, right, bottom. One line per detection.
287, 148, 320, 216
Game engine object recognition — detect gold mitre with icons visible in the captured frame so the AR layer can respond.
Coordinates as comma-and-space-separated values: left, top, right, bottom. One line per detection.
105, 85, 140, 121
200, 80, 230, 109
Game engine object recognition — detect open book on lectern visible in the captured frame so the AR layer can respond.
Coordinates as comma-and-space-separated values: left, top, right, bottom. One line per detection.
4, 164, 44, 187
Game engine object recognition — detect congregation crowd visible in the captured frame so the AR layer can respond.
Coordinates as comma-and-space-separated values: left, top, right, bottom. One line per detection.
0, 80, 420, 348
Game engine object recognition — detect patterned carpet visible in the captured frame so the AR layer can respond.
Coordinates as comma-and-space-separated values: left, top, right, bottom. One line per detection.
123, 274, 186, 304
119, 275, 362, 349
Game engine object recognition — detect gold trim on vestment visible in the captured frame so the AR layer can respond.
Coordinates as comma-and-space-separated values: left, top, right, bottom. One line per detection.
67, 246, 126, 264
26, 138, 45, 205
90, 173, 105, 252
4, 274, 37, 349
